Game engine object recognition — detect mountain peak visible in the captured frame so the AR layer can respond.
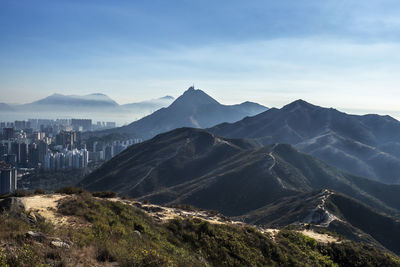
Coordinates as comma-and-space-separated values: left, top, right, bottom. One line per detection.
171, 87, 219, 108
282, 99, 318, 111
187, 85, 195, 92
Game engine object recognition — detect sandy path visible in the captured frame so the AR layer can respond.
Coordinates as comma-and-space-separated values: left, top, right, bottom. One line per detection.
300, 230, 341, 244
20, 195, 342, 245
21, 194, 70, 226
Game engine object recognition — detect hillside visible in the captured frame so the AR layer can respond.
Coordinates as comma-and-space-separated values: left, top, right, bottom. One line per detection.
88, 87, 268, 140
210, 99, 400, 184
0, 191, 398, 266
80, 128, 400, 217
239, 190, 400, 255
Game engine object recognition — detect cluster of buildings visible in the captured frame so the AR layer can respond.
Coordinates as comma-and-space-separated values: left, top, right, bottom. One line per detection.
0, 118, 139, 194
0, 119, 140, 172
44, 148, 89, 170
1, 118, 116, 134
0, 127, 83, 169
90, 139, 142, 162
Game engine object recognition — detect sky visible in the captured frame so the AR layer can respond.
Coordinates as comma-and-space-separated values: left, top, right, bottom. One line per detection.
1, 0, 400, 116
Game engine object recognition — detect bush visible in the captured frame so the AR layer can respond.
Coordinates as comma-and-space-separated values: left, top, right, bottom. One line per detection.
55, 187, 86, 195
92, 191, 117, 198
0, 193, 398, 266
34, 189, 46, 195
12, 190, 33, 197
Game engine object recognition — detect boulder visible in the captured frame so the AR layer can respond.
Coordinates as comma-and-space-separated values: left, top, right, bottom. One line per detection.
50, 240, 70, 249
26, 231, 47, 242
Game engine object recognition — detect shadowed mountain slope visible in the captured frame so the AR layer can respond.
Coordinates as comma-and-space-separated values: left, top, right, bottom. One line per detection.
210, 99, 400, 184
80, 128, 400, 217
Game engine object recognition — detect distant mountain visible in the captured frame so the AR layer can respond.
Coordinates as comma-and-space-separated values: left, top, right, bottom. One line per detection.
239, 190, 400, 255
22, 93, 119, 110
0, 93, 175, 125
121, 96, 174, 113
90, 87, 268, 139
0, 102, 13, 111
80, 127, 400, 217
210, 99, 400, 184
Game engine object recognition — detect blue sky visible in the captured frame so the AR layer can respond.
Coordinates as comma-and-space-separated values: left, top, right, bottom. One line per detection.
1, 0, 400, 116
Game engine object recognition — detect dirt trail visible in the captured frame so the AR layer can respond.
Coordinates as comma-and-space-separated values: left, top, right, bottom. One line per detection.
267, 153, 276, 171
260, 228, 340, 244
108, 198, 232, 225
21, 194, 69, 225
19, 194, 342, 244
300, 230, 341, 244
20, 194, 86, 227
109, 198, 342, 244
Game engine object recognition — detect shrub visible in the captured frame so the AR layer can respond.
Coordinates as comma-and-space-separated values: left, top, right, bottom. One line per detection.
92, 191, 117, 198
55, 187, 86, 195
34, 189, 46, 195
12, 190, 33, 197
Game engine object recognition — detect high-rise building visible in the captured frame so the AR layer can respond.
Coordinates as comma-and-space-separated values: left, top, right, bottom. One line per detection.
71, 119, 92, 131
19, 143, 28, 167
106, 122, 116, 128
0, 144, 7, 158
3, 128, 14, 140
11, 142, 20, 163
38, 141, 48, 164
5, 154, 17, 166
14, 120, 26, 130
105, 145, 114, 161
29, 143, 39, 167
0, 161, 17, 195
55, 131, 77, 149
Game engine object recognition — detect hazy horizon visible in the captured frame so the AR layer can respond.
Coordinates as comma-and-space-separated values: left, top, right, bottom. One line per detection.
1, 1, 400, 118
2, 88, 400, 124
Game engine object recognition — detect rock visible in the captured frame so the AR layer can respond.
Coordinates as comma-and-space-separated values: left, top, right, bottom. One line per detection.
26, 231, 47, 242
141, 205, 164, 213
153, 215, 162, 222
0, 197, 25, 214
132, 202, 142, 208
27, 211, 45, 225
133, 230, 141, 237
50, 240, 70, 249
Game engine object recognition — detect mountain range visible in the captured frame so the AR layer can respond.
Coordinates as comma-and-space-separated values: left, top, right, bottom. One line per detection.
79, 127, 400, 254
88, 86, 268, 140
210, 99, 400, 184
0, 93, 175, 125
80, 127, 400, 215
4, 93, 174, 113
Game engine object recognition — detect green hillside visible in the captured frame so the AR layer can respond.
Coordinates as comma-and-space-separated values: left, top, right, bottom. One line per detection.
0, 192, 398, 266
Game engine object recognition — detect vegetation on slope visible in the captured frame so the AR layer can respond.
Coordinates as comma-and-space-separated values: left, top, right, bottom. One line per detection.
0, 192, 399, 266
